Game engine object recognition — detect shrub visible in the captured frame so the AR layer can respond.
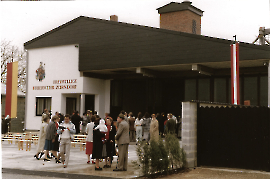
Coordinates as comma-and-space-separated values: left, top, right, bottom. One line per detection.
133, 135, 186, 177
149, 139, 162, 173
165, 133, 184, 168
133, 140, 150, 176
158, 138, 170, 173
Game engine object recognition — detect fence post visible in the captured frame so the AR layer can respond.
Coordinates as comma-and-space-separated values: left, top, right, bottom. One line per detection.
182, 101, 197, 168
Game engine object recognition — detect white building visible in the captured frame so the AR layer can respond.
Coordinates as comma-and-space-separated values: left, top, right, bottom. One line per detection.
25, 45, 110, 130
24, 2, 269, 130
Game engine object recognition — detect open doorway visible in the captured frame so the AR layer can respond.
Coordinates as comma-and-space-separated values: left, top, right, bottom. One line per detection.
66, 97, 76, 115
85, 95, 95, 114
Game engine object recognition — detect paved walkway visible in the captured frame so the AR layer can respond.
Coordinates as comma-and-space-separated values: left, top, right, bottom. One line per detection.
1, 141, 141, 179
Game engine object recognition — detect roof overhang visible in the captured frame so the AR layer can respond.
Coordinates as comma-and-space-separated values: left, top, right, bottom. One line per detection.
82, 59, 269, 80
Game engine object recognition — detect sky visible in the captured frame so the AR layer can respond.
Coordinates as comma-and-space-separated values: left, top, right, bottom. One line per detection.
0, 0, 270, 50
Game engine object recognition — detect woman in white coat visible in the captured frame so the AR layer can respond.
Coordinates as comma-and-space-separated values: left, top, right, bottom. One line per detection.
86, 116, 95, 164
34, 116, 50, 160
135, 112, 143, 142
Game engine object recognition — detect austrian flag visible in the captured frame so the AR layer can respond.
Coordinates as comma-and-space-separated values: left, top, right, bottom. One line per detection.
230, 42, 240, 105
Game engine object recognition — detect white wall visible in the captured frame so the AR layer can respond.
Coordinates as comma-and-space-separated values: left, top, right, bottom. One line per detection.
83, 77, 111, 119
25, 44, 110, 130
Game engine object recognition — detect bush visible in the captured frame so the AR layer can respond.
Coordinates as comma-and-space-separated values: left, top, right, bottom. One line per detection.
158, 138, 170, 173
165, 133, 185, 168
132, 140, 150, 176
133, 135, 186, 177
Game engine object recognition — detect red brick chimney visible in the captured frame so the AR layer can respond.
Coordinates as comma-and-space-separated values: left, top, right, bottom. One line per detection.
110, 15, 118, 22
157, 1, 203, 34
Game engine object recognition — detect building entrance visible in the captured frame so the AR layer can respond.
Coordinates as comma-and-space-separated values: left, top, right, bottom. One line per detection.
85, 95, 95, 114
66, 97, 76, 115
110, 78, 184, 119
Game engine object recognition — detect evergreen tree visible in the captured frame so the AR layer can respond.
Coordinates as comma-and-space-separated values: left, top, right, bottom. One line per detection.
150, 139, 162, 173
165, 133, 182, 168
158, 138, 170, 173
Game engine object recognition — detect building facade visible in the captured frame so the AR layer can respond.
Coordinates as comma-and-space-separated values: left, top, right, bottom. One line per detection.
25, 45, 110, 130
24, 1, 270, 130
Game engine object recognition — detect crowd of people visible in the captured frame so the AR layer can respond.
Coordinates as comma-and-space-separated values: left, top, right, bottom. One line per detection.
34, 109, 181, 171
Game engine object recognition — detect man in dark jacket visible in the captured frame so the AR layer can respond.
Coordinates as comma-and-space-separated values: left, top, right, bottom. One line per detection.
165, 113, 176, 134
113, 114, 130, 171
128, 112, 136, 142
71, 111, 82, 134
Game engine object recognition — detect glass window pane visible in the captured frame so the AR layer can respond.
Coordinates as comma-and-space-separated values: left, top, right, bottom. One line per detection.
45, 98, 51, 111
37, 98, 44, 115
111, 81, 122, 106
185, 79, 196, 101
36, 97, 51, 116
260, 76, 268, 106
214, 78, 226, 103
198, 78, 210, 101
244, 77, 257, 105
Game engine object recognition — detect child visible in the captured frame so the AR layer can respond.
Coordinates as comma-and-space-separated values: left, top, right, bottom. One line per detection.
135, 117, 143, 142
94, 119, 108, 147
94, 119, 108, 132
57, 114, 76, 168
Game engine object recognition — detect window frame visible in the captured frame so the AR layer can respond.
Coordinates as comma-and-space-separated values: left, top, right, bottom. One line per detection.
35, 96, 52, 116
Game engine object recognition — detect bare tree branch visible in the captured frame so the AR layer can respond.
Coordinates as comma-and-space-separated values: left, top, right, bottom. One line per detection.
1, 40, 26, 93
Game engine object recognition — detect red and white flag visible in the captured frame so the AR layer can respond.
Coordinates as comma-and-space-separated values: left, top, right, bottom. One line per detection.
231, 42, 240, 105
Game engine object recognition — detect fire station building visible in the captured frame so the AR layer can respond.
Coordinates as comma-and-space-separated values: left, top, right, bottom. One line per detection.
24, 1, 270, 130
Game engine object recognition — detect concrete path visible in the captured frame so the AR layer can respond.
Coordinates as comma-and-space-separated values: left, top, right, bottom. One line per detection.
1, 141, 141, 179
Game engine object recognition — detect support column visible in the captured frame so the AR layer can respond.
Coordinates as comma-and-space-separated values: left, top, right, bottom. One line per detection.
182, 101, 197, 168
268, 60, 270, 107
95, 94, 99, 116
80, 94, 85, 116
104, 80, 111, 114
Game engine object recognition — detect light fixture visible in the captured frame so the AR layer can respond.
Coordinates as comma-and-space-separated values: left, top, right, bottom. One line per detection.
263, 62, 269, 66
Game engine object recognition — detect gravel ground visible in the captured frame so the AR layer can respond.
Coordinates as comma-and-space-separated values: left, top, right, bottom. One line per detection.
154, 167, 270, 179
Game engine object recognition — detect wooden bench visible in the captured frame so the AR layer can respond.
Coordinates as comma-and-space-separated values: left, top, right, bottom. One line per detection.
32, 134, 39, 145
71, 135, 87, 151
1, 132, 34, 151
2, 133, 87, 152
1, 133, 14, 144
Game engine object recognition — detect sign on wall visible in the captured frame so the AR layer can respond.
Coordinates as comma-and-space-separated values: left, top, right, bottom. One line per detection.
33, 79, 77, 90
36, 62, 45, 81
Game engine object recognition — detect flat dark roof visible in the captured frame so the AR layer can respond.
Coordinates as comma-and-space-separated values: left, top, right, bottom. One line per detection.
24, 16, 270, 73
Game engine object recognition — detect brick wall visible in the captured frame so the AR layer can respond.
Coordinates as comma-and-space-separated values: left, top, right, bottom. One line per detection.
160, 10, 201, 34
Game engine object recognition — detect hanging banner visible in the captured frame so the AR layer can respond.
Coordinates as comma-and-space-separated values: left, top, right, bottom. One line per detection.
231, 42, 240, 105
5, 61, 18, 118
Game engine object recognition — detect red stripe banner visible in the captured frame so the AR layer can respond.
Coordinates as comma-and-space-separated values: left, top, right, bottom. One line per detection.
5, 62, 18, 118
5, 63, 13, 117
230, 42, 240, 105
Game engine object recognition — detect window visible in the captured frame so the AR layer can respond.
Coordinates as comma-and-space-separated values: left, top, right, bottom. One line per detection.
36, 97, 51, 116
185, 79, 196, 101
260, 76, 268, 106
244, 77, 257, 105
192, 20, 196, 34
214, 78, 226, 103
198, 78, 210, 101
